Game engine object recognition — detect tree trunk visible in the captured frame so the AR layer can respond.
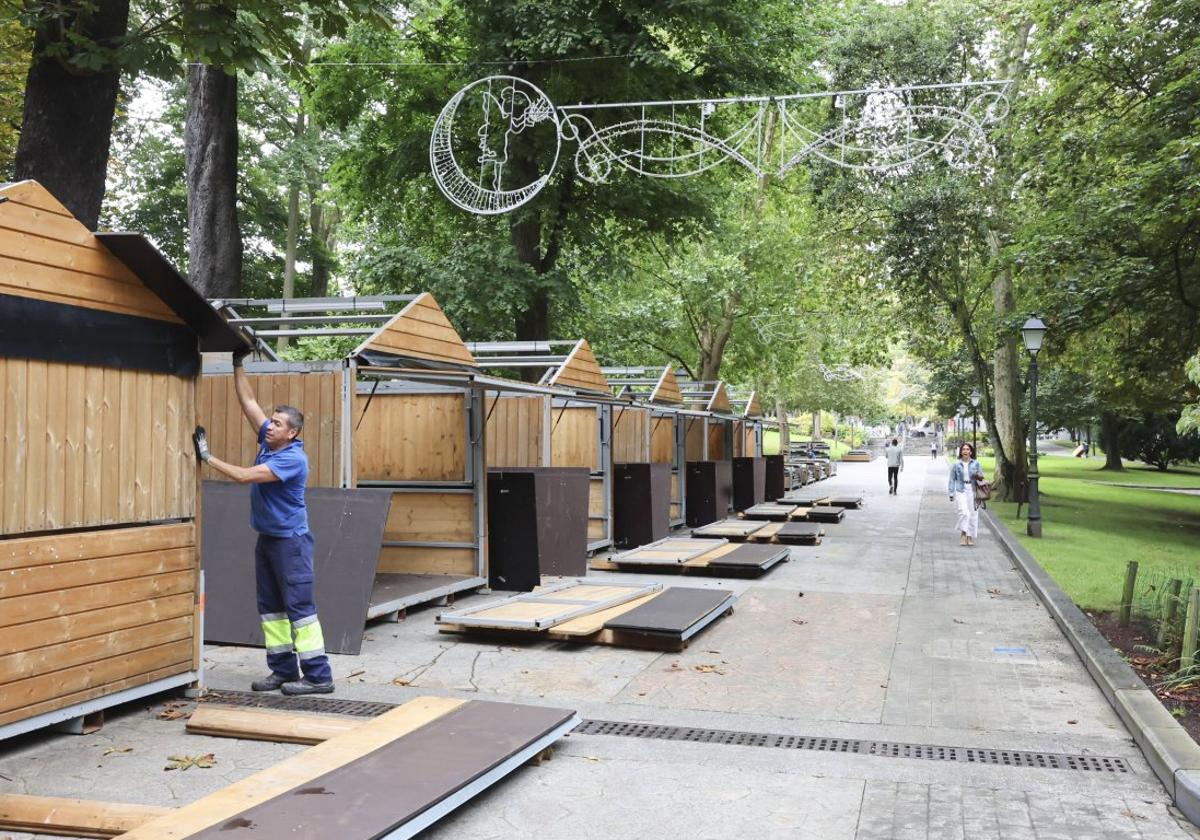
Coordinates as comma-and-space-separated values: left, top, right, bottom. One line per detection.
987, 233, 1028, 501
776, 399, 790, 450
277, 180, 300, 351
812, 411, 822, 441
1100, 411, 1124, 470
13, 0, 131, 230
185, 64, 241, 297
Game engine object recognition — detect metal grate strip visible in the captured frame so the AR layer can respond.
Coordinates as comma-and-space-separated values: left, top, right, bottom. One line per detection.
572, 720, 1130, 774
199, 693, 1129, 774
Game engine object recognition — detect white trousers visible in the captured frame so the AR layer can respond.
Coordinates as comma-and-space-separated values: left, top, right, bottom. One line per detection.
955, 485, 978, 539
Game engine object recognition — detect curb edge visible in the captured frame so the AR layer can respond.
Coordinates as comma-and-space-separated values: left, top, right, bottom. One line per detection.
982, 507, 1200, 827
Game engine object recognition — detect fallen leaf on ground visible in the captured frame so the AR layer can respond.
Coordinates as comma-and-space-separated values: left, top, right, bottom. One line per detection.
986, 587, 1002, 597
1120, 809, 1147, 821
157, 702, 189, 721
704, 650, 720, 655
694, 664, 727, 675
165, 753, 216, 771
345, 669, 365, 680
792, 619, 807, 626
580, 756, 601, 762
952, 618, 966, 625
392, 678, 411, 686
103, 747, 133, 756
1067, 719, 1078, 725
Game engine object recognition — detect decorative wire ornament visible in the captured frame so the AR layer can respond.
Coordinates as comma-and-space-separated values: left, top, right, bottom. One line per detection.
431, 76, 1012, 215
820, 364, 865, 382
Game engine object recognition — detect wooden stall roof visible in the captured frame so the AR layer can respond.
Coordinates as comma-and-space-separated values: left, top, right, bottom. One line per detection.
737, 390, 762, 418
0, 181, 243, 350
546, 339, 610, 395
707, 382, 732, 413
352, 292, 477, 369
651, 366, 683, 405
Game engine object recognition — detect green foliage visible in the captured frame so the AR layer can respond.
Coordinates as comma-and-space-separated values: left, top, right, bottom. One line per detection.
0, 18, 28, 176
1119, 413, 1200, 472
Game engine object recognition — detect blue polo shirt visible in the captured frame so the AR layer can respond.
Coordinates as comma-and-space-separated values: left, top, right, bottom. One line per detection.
250, 420, 309, 537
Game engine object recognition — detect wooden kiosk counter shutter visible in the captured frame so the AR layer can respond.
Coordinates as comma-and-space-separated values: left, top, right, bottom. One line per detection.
0, 181, 244, 738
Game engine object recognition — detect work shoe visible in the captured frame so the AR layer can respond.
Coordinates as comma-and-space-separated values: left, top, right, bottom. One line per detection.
281, 678, 335, 696
250, 672, 291, 692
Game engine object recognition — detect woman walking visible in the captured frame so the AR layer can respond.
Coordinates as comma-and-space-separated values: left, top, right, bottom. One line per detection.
948, 442, 984, 546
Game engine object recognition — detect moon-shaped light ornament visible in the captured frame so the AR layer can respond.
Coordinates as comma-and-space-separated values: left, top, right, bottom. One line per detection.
429, 75, 562, 215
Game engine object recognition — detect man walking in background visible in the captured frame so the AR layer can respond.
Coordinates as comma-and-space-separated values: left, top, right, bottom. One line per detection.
191, 347, 334, 696
885, 437, 904, 495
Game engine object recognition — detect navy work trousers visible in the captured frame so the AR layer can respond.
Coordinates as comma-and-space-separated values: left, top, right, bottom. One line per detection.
254, 532, 332, 683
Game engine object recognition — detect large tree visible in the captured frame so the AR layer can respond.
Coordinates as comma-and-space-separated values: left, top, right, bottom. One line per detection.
312, 0, 809, 343
13, 0, 131, 229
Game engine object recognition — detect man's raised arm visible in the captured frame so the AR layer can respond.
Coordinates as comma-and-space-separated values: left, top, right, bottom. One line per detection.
232, 345, 268, 433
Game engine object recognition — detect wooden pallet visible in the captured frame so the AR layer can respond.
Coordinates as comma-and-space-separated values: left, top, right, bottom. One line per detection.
690, 519, 770, 540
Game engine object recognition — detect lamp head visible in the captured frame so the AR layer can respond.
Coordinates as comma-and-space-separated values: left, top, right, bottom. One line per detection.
970, 389, 981, 407
1021, 314, 1047, 356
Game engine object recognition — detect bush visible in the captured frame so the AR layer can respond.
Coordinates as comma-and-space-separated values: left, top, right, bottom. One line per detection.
1120, 413, 1200, 471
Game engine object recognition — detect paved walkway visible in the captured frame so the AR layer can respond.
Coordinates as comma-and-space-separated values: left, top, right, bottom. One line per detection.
2, 459, 1197, 839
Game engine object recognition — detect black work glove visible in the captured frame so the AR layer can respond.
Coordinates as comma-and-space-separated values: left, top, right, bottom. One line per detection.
232, 343, 253, 367
193, 426, 212, 463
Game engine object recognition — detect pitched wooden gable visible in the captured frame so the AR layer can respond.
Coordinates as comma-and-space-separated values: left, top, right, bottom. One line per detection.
353, 292, 476, 368
0, 180, 179, 323
707, 382, 732, 413
650, 366, 683, 404
743, 390, 762, 418
548, 339, 610, 394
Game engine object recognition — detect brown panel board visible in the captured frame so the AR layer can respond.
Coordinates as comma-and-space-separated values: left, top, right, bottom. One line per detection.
704, 543, 791, 569
806, 505, 845, 523
774, 522, 825, 544
604, 587, 734, 635
174, 700, 574, 840
200, 482, 391, 655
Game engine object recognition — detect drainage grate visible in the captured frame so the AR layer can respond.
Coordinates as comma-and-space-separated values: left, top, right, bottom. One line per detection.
202, 689, 397, 719
200, 692, 1129, 774
573, 720, 1130, 774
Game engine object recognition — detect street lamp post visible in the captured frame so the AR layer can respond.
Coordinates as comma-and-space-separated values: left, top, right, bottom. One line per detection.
970, 389, 981, 452
1022, 314, 1048, 538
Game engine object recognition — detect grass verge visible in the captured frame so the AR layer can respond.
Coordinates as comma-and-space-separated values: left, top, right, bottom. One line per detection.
979, 455, 1200, 611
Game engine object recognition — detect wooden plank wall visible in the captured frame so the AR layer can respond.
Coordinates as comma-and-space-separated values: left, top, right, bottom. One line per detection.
355, 393, 467, 482
612, 407, 649, 463
1, 360, 196, 536
377, 492, 476, 576
708, 422, 727, 460
550, 407, 599, 470
588, 478, 606, 539
649, 414, 682, 519
685, 418, 706, 461
198, 371, 342, 488
0, 182, 181, 323
485, 396, 544, 468
0, 523, 198, 727
743, 424, 758, 457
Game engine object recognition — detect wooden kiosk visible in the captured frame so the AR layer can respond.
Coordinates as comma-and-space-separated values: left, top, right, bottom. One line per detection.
604, 365, 689, 544
0, 180, 244, 739
730, 390, 767, 511
200, 294, 489, 637
468, 339, 617, 555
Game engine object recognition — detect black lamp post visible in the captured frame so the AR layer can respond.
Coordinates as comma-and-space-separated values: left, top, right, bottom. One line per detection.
1022, 314, 1047, 538
970, 389, 981, 452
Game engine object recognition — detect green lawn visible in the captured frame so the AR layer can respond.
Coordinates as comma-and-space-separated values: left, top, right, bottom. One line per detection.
979, 455, 1200, 611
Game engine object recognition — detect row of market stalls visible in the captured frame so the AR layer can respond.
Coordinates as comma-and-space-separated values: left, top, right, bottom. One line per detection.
193, 292, 776, 653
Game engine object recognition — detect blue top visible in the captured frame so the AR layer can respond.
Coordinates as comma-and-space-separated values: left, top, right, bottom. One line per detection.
250, 420, 309, 537
947, 458, 983, 495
